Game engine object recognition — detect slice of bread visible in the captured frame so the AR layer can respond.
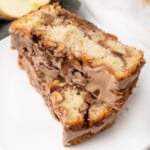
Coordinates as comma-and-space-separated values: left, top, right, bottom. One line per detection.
18, 53, 116, 146
9, 3, 145, 146
0, 0, 50, 19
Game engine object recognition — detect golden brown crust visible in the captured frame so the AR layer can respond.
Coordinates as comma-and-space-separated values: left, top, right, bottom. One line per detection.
89, 106, 114, 126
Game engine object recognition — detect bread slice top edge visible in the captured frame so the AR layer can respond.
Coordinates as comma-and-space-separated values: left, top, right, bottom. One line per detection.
9, 3, 145, 80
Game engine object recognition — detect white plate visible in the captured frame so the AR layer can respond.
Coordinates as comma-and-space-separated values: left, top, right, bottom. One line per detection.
0, 8, 150, 150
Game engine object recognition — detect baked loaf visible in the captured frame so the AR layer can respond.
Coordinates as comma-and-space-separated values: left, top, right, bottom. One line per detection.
9, 3, 145, 146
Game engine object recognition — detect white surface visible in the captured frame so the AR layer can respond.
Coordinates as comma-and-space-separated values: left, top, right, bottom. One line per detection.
84, 0, 150, 30
84, 0, 150, 49
0, 6, 150, 150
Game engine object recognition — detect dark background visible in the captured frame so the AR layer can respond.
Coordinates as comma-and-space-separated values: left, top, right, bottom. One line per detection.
0, 20, 11, 40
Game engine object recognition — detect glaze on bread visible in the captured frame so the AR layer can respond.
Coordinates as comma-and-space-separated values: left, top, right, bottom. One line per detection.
9, 3, 145, 146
